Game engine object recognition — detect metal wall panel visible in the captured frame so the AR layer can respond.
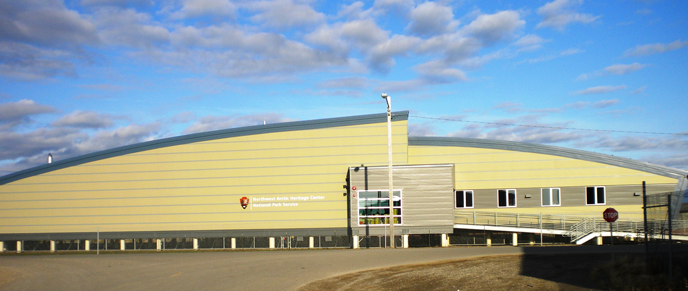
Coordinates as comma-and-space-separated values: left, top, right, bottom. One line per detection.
349, 164, 454, 235
458, 183, 675, 219
0, 114, 409, 238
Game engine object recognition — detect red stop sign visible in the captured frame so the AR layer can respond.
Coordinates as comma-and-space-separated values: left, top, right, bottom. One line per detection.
603, 208, 618, 222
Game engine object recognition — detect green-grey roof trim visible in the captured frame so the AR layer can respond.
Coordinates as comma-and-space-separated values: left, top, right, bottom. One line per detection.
409, 136, 688, 179
0, 111, 409, 185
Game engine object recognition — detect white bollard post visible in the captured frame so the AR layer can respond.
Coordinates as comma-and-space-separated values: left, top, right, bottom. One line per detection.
0, 241, 4, 253
16, 241, 22, 253
231, 238, 236, 249
269, 237, 275, 249
85, 240, 91, 251
442, 233, 449, 248
512, 233, 518, 246
120, 239, 125, 250
50, 240, 55, 252
156, 239, 162, 251
193, 238, 198, 250
352, 235, 359, 249
403, 234, 409, 248
597, 236, 603, 245
486, 233, 492, 247
309, 237, 314, 249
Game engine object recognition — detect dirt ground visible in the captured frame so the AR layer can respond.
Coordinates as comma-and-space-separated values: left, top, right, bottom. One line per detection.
298, 254, 610, 291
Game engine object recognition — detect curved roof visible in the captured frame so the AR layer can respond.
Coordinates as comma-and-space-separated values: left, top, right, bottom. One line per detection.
409, 136, 688, 179
0, 111, 409, 185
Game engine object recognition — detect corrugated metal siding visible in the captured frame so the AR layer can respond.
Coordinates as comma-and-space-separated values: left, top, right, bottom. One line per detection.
349, 164, 454, 235
458, 183, 675, 219
0, 116, 409, 238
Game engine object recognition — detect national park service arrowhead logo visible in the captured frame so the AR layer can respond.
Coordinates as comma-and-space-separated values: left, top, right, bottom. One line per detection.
240, 197, 249, 209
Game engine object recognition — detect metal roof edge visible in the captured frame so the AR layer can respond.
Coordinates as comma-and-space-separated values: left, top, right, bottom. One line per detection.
408, 136, 688, 179
0, 111, 409, 185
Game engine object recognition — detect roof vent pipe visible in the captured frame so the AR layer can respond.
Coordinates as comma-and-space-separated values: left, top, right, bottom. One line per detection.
48, 153, 53, 164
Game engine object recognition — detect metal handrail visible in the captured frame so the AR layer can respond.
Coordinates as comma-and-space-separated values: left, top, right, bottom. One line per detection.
454, 210, 688, 236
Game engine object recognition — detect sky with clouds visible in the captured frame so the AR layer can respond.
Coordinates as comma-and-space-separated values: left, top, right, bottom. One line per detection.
0, 0, 687, 176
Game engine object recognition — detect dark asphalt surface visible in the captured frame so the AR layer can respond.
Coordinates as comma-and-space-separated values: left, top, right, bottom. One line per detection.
0, 245, 652, 291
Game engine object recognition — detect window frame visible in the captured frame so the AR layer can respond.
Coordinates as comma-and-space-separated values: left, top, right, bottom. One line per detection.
455, 190, 474, 209
541, 188, 561, 207
585, 186, 606, 205
497, 189, 517, 208
356, 189, 402, 226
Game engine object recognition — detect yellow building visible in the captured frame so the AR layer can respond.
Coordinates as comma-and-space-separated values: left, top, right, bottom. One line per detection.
0, 111, 686, 251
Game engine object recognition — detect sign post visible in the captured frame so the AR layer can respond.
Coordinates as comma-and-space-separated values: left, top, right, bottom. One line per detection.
603, 208, 619, 262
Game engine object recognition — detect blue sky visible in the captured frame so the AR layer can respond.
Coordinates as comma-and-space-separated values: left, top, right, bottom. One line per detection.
0, 0, 687, 175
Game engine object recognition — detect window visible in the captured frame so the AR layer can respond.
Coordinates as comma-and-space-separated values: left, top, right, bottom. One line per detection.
586, 186, 605, 205
498, 189, 517, 207
455, 190, 474, 208
357, 190, 402, 226
541, 188, 561, 206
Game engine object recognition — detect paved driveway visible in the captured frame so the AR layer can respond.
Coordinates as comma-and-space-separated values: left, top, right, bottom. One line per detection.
0, 245, 646, 291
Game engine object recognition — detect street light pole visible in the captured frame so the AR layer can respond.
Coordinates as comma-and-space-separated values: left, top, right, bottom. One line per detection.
382, 93, 394, 248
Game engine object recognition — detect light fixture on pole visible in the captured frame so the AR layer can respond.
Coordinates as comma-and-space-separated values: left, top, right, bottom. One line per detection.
381, 93, 394, 248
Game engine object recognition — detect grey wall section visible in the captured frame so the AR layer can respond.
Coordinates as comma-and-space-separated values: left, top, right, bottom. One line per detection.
349, 164, 454, 235
0, 228, 349, 241
409, 136, 688, 179
463, 183, 676, 209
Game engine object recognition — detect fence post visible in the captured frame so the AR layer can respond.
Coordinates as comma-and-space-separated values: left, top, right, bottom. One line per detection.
517, 214, 520, 227
495, 213, 498, 226
539, 212, 543, 246
473, 211, 476, 225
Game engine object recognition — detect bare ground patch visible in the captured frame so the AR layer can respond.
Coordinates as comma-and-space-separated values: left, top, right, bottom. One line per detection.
298, 254, 607, 291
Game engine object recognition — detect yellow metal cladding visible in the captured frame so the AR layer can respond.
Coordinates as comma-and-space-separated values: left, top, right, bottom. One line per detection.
0, 120, 408, 234
408, 145, 676, 189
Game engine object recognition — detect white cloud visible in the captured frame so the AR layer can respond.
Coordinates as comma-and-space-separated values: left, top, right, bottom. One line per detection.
170, 111, 196, 123
406, 2, 459, 37
623, 40, 688, 57
170, 0, 236, 20
573, 85, 626, 95
492, 101, 523, 112
372, 0, 414, 15
414, 60, 467, 84
182, 113, 295, 134
631, 85, 647, 95
592, 99, 619, 108
518, 48, 583, 64
603, 63, 647, 75
0, 127, 85, 161
248, 0, 325, 28
565, 101, 590, 109
0, 99, 57, 124
335, 2, 368, 20
78, 84, 125, 91
80, 0, 153, 7
514, 34, 547, 52
446, 115, 585, 145
463, 11, 525, 44
0, 1, 99, 48
318, 77, 368, 89
644, 154, 688, 170
408, 123, 437, 136
51, 110, 114, 128
95, 8, 170, 48
72, 123, 161, 154
536, 0, 600, 30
